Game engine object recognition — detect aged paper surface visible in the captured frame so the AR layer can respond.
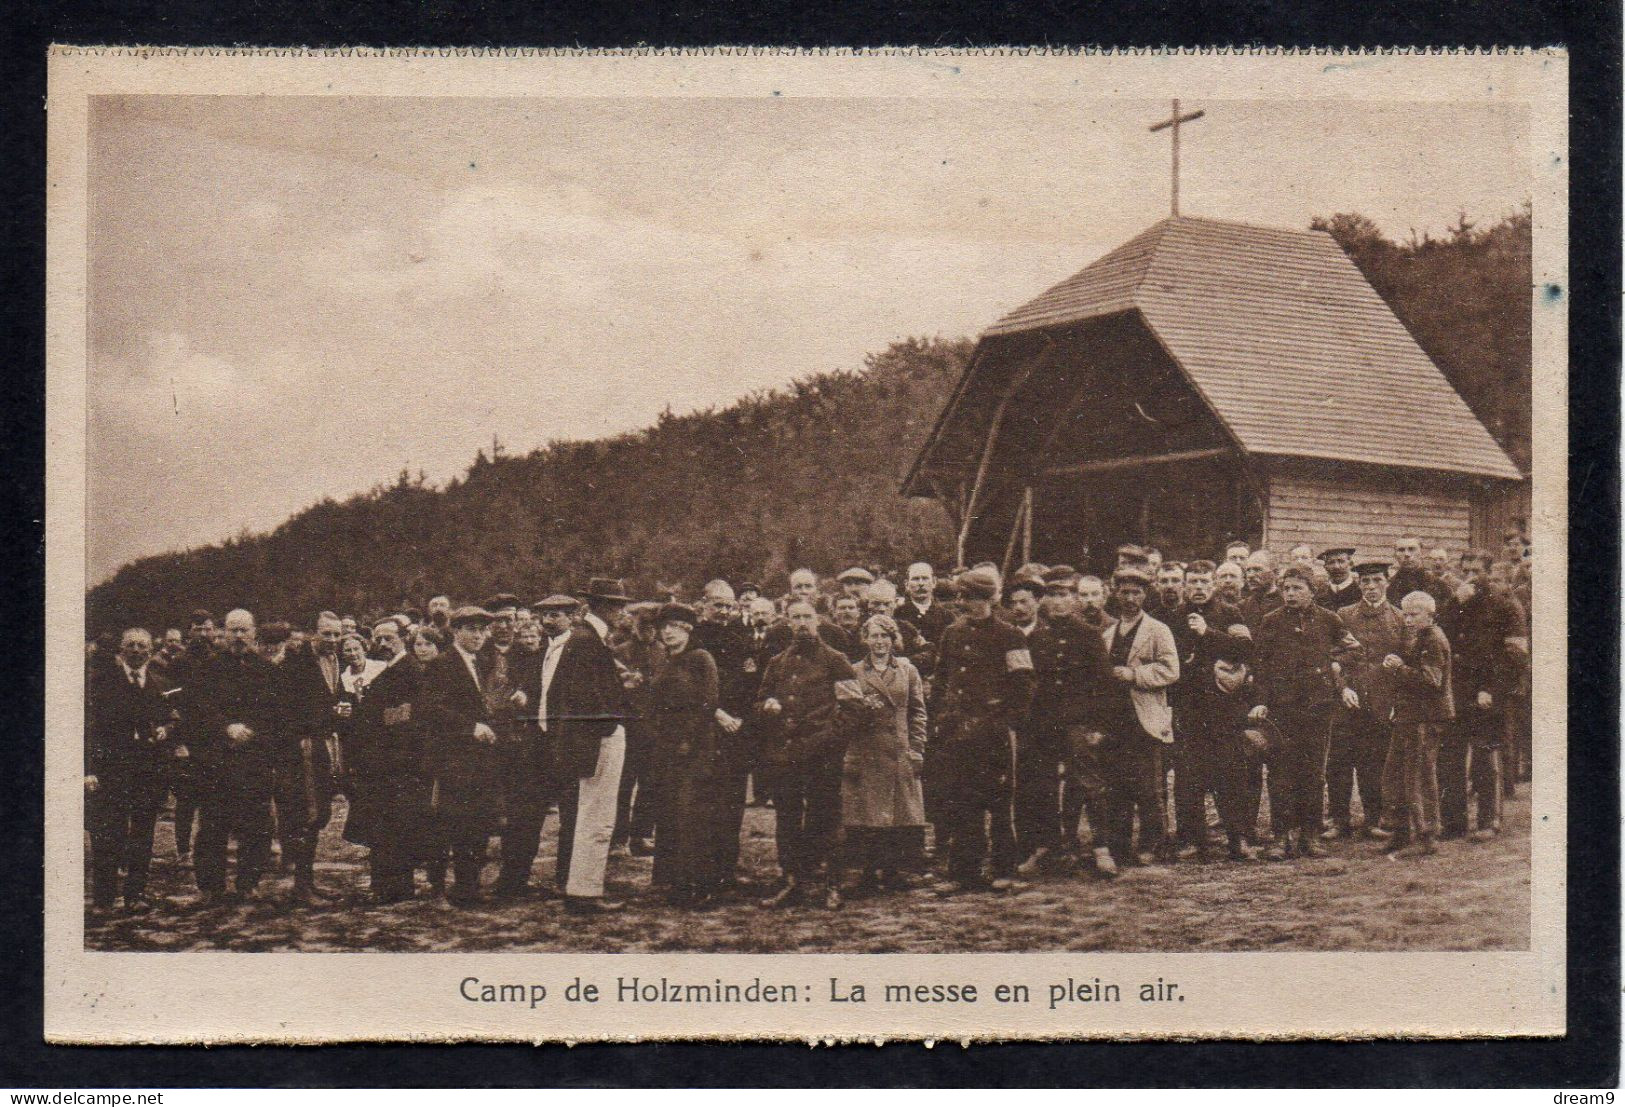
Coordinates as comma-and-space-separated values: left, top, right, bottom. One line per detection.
46, 46, 1567, 1043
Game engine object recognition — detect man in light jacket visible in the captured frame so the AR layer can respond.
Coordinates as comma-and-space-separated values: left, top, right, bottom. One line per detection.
1098, 566, 1180, 866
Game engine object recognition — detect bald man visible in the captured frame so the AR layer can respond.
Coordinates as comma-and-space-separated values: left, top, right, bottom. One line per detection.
189, 609, 280, 906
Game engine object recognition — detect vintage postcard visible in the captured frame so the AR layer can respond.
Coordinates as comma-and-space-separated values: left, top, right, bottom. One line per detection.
45, 46, 1567, 1043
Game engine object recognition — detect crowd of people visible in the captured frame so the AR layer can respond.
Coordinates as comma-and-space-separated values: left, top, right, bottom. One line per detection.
83, 529, 1533, 919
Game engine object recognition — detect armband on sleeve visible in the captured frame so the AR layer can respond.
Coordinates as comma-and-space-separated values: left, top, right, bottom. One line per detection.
1005, 649, 1034, 673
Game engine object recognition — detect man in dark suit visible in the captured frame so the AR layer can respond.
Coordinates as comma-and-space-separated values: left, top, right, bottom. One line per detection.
897, 562, 955, 662
189, 609, 280, 906
506, 594, 628, 914
273, 611, 346, 906
85, 627, 179, 912
692, 580, 755, 888
419, 606, 501, 905
1318, 547, 1361, 611
162, 608, 218, 863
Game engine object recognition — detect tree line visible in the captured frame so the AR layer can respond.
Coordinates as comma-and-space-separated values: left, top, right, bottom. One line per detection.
87, 210, 1533, 637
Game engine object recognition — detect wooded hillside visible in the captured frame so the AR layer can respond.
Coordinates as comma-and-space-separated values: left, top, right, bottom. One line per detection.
88, 210, 1532, 635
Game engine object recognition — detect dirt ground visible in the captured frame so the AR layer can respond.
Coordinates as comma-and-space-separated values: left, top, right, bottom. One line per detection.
84, 783, 1531, 954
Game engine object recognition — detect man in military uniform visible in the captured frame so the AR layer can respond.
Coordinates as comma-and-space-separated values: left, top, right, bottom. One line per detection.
928, 566, 1036, 896
1169, 560, 1255, 861
1248, 567, 1363, 860
1326, 559, 1405, 840
755, 600, 864, 910
1012, 572, 1112, 877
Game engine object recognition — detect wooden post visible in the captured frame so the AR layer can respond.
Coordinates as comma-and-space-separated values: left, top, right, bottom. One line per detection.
1000, 488, 1030, 583
955, 346, 1047, 567
1021, 486, 1033, 565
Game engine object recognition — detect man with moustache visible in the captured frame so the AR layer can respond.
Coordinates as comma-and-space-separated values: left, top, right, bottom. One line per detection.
274, 611, 348, 906
1098, 566, 1180, 867
1326, 559, 1405, 840
419, 607, 502, 905
1147, 562, 1186, 623
85, 627, 178, 913
1169, 561, 1255, 861
897, 562, 955, 662
1240, 550, 1284, 631
426, 595, 453, 633
1012, 572, 1113, 877
1073, 574, 1115, 633
1318, 547, 1361, 611
929, 566, 1036, 895
1213, 561, 1246, 609
189, 609, 280, 907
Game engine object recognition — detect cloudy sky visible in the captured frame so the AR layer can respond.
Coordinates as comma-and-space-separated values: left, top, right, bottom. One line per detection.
87, 94, 1530, 582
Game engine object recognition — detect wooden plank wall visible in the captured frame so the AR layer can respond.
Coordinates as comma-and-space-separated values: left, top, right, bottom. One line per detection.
1266, 474, 1472, 556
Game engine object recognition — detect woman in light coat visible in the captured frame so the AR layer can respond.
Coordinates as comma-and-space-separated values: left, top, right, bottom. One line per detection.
840, 614, 928, 893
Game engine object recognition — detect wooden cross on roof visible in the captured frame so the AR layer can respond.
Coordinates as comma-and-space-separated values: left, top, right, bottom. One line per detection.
1148, 99, 1205, 218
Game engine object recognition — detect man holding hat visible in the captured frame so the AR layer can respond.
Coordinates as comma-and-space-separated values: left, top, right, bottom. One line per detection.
419, 606, 502, 905
1326, 558, 1405, 840
1318, 548, 1361, 610
1248, 568, 1363, 860
504, 593, 628, 914
928, 565, 1035, 894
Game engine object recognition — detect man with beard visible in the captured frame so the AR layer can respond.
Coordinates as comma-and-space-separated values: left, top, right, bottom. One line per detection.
189, 609, 279, 907
426, 595, 452, 633
1318, 547, 1361, 611
1326, 560, 1405, 840
85, 627, 178, 913
1170, 561, 1255, 861
1248, 568, 1363, 860
691, 579, 756, 892
274, 611, 347, 906
1438, 550, 1527, 841
1213, 561, 1246, 609
929, 566, 1036, 895
1074, 574, 1114, 633
1013, 571, 1112, 877
755, 600, 864, 910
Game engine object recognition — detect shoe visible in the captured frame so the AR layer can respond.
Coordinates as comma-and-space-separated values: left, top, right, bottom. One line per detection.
1264, 845, 1288, 862
1364, 826, 1394, 841
1321, 825, 1347, 841
1016, 848, 1051, 876
759, 879, 801, 910
1228, 843, 1259, 862
1401, 836, 1439, 857
1299, 839, 1329, 858
629, 837, 655, 857
932, 878, 989, 898
1469, 826, 1501, 842
822, 886, 843, 911
988, 877, 1020, 893
1092, 848, 1119, 879
564, 896, 624, 915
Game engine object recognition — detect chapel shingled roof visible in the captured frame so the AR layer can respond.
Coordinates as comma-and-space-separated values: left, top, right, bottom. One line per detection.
932, 215, 1521, 481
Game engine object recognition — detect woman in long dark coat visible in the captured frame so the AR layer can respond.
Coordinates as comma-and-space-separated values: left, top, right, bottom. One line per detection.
840, 614, 928, 893
344, 627, 441, 903
647, 604, 726, 907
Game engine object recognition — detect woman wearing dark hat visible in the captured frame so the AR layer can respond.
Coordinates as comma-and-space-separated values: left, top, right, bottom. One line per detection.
647, 603, 726, 907
839, 614, 928, 896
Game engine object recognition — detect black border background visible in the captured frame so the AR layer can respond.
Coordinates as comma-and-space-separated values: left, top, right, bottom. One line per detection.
2, 0, 1618, 1089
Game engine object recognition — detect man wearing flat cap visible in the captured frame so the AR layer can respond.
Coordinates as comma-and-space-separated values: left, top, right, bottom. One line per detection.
929, 565, 1036, 895
1098, 566, 1180, 868
1326, 559, 1404, 840
502, 594, 627, 913
419, 606, 502, 905
836, 567, 876, 604
1318, 548, 1361, 611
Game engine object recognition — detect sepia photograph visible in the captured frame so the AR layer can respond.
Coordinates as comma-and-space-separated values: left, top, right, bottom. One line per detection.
44, 47, 1568, 1043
